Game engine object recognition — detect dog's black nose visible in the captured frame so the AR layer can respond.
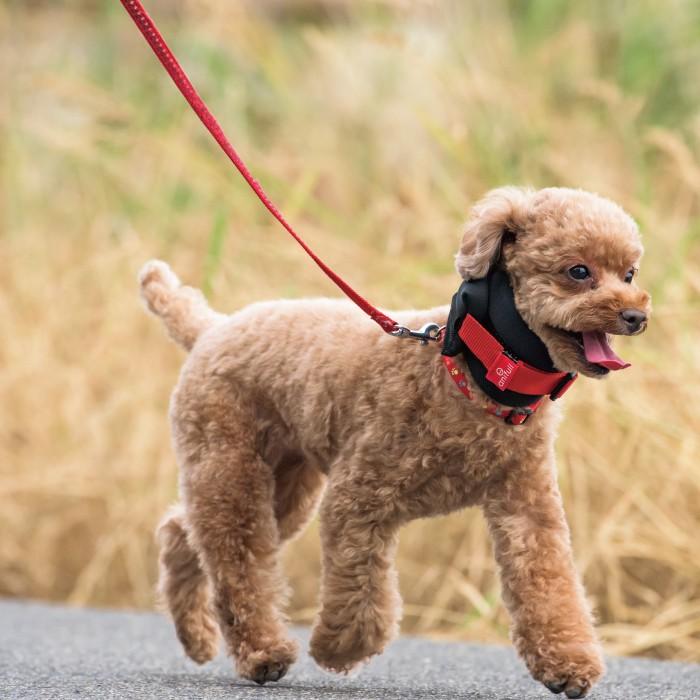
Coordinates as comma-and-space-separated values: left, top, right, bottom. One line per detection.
620, 308, 646, 332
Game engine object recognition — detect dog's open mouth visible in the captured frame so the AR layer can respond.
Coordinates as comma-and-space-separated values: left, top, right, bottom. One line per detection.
548, 327, 630, 374
580, 331, 630, 370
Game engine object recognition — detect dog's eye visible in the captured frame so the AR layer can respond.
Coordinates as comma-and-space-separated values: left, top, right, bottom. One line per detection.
624, 269, 635, 284
568, 265, 590, 281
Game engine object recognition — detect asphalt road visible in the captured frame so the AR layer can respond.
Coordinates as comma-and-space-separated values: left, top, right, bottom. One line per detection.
1, 600, 699, 700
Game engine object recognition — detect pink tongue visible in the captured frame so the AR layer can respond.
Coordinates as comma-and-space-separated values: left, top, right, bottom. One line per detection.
582, 332, 631, 370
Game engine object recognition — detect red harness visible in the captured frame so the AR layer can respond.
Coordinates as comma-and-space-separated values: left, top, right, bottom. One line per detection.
442, 314, 577, 425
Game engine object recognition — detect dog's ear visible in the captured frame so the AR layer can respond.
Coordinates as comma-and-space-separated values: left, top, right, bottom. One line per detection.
455, 187, 530, 280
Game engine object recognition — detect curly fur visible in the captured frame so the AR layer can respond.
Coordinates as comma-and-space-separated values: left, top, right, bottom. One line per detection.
141, 187, 650, 697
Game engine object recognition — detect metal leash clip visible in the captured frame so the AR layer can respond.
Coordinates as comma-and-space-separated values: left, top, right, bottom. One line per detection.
391, 322, 444, 345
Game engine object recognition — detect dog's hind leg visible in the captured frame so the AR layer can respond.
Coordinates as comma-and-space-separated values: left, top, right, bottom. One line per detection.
175, 398, 298, 685
156, 458, 316, 672
156, 504, 220, 663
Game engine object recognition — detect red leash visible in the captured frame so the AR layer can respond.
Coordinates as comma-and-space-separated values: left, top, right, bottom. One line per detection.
118, 0, 402, 335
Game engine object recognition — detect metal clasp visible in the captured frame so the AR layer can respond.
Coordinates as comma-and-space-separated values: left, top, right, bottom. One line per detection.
391, 322, 444, 345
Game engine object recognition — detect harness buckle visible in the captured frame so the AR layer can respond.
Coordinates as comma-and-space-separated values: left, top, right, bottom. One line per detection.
391, 322, 444, 345
504, 406, 534, 425
549, 372, 578, 400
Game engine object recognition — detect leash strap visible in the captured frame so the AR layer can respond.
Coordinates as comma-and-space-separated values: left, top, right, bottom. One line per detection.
118, 0, 399, 334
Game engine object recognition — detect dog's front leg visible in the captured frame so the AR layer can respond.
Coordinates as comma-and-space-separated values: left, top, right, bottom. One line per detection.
309, 469, 402, 673
483, 456, 605, 699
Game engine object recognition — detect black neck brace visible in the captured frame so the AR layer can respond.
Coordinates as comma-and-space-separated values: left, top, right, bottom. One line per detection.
441, 269, 557, 407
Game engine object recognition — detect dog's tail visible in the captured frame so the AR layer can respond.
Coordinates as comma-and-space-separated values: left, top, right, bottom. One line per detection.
139, 260, 225, 351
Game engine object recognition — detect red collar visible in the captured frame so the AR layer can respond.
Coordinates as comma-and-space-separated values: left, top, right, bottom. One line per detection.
443, 314, 577, 426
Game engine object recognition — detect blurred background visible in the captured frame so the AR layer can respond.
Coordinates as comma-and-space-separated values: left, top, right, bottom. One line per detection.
2, 0, 700, 663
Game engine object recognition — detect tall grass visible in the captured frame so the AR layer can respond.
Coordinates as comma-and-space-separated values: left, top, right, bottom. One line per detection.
2, 0, 700, 661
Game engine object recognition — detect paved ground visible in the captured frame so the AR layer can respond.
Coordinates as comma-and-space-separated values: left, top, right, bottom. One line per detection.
1, 600, 699, 700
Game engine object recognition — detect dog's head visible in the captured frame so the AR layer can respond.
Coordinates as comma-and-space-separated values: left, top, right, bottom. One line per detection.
456, 187, 651, 378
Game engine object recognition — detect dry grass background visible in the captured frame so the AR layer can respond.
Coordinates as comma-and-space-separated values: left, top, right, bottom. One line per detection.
2, 0, 700, 662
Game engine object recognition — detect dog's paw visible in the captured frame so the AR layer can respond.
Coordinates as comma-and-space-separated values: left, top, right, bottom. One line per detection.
518, 638, 605, 699
174, 612, 220, 665
309, 618, 391, 674
250, 660, 288, 685
236, 639, 298, 686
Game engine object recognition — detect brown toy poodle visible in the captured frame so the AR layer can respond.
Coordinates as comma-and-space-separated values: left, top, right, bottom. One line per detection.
140, 186, 650, 698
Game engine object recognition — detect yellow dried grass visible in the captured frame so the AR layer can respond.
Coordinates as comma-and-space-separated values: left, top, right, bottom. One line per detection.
1, 0, 699, 662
